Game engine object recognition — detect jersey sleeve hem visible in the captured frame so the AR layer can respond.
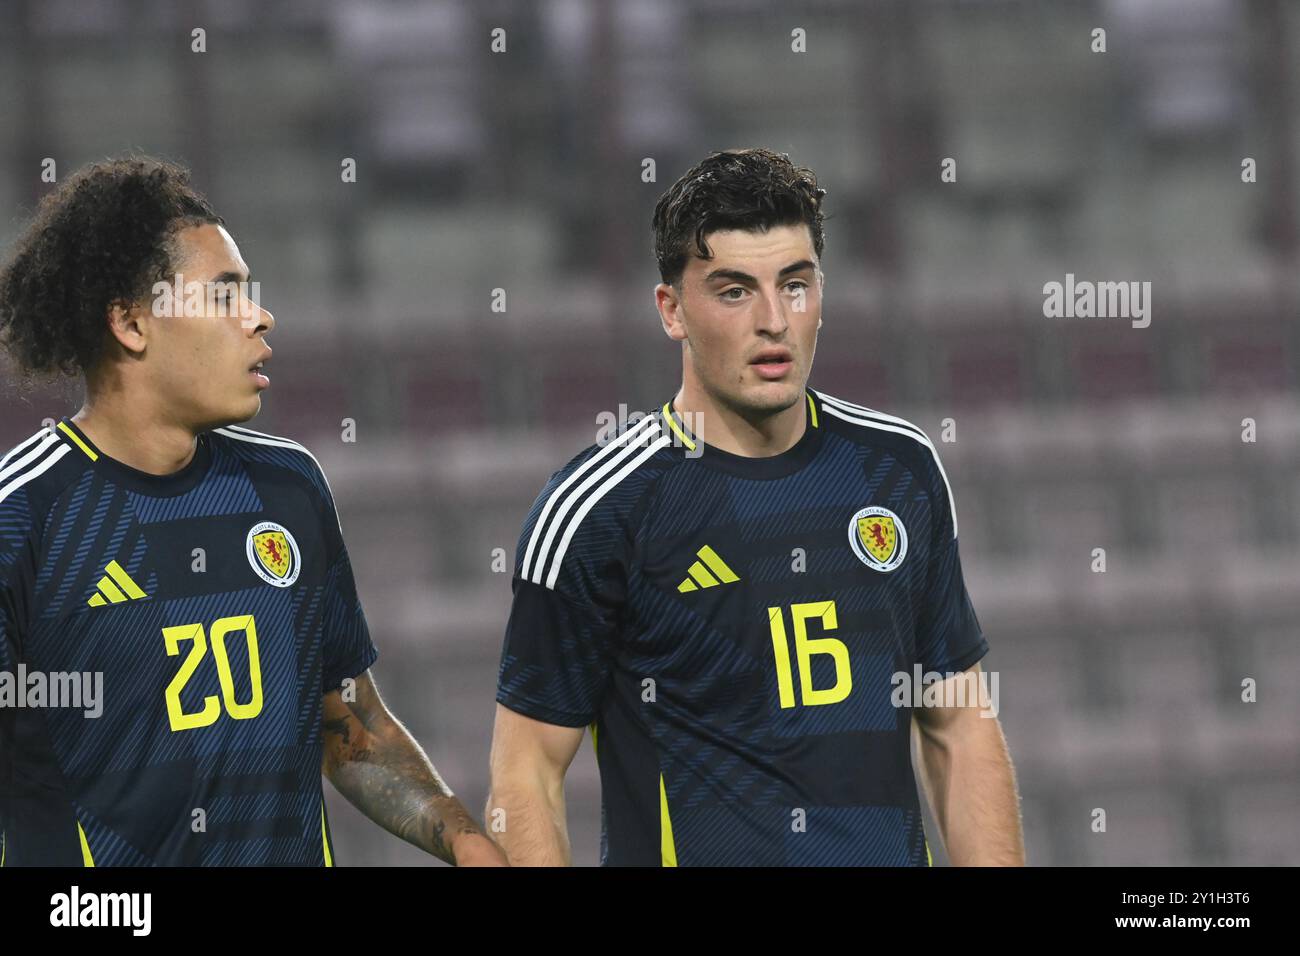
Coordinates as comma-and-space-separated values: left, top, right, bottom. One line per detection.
495, 688, 593, 728
322, 644, 379, 694
924, 636, 989, 675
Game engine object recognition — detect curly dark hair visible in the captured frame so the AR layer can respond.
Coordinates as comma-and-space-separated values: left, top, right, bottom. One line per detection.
651, 147, 828, 289
0, 156, 223, 380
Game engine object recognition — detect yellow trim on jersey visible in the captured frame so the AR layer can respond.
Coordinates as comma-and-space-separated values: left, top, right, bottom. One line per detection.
696, 545, 739, 583
87, 560, 149, 607
807, 392, 819, 428
96, 577, 127, 603
659, 773, 677, 867
677, 545, 740, 592
321, 802, 333, 867
77, 822, 95, 866
685, 560, 719, 588
589, 721, 599, 758
1, 830, 5, 867
105, 560, 147, 599
57, 421, 98, 461
926, 839, 932, 866
661, 403, 697, 452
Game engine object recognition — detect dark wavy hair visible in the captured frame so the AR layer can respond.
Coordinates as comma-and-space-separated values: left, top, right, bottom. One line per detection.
0, 156, 223, 380
652, 147, 827, 289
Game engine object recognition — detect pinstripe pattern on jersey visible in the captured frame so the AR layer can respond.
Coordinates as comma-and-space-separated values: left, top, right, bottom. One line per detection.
214, 425, 340, 535
813, 390, 959, 538
0, 420, 372, 866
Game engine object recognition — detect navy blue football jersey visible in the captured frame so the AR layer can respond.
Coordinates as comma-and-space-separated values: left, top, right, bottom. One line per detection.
497, 389, 987, 866
0, 417, 377, 866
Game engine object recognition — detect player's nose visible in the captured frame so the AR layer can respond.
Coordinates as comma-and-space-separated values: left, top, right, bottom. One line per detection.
253, 304, 275, 335
754, 290, 788, 335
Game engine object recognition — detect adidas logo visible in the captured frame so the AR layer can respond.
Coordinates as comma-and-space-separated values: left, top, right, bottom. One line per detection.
87, 560, 149, 607
677, 545, 739, 593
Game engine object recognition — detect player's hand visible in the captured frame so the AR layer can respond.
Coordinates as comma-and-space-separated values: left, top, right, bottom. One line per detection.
452, 833, 510, 867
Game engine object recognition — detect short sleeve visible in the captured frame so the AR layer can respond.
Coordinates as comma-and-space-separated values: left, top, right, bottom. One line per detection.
914, 451, 987, 674
495, 448, 634, 727
312, 459, 378, 693
496, 577, 621, 726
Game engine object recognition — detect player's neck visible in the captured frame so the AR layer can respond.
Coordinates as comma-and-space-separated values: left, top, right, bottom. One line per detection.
672, 380, 806, 458
72, 389, 200, 477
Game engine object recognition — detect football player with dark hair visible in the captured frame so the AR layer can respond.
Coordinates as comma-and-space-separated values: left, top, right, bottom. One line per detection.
0, 157, 503, 866
488, 148, 1024, 866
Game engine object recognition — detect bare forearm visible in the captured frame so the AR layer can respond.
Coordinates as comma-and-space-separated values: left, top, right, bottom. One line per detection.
916, 716, 1025, 866
325, 717, 483, 865
486, 781, 571, 866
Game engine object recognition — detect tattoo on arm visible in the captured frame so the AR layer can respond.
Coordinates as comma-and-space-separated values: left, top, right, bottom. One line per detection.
321, 672, 485, 864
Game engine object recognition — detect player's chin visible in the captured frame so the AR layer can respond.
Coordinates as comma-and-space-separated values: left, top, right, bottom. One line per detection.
738, 377, 803, 413
228, 393, 262, 424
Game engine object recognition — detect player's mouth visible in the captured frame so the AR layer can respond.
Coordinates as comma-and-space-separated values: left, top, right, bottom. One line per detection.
749, 347, 793, 380
249, 350, 271, 389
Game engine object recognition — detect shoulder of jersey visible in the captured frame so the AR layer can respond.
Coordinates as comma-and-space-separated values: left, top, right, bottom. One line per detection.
209, 423, 335, 505
811, 389, 959, 538
0, 425, 86, 518
518, 411, 676, 590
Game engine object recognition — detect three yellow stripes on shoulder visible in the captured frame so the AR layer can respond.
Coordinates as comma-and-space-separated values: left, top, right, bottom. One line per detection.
677, 545, 739, 593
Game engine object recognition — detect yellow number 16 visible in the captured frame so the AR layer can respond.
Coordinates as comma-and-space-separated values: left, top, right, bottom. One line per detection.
767, 600, 852, 708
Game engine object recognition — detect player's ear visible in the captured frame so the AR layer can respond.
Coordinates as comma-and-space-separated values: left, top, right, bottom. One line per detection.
656, 282, 688, 343
105, 299, 149, 357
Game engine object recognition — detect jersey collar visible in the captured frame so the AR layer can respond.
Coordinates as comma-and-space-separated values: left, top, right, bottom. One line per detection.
56, 417, 213, 497
659, 389, 824, 479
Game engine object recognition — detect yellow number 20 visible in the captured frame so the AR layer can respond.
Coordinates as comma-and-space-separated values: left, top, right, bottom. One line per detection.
767, 600, 852, 709
163, 614, 264, 732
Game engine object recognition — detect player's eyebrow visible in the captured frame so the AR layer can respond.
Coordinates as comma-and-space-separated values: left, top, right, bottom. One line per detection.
703, 259, 816, 285
208, 270, 250, 285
